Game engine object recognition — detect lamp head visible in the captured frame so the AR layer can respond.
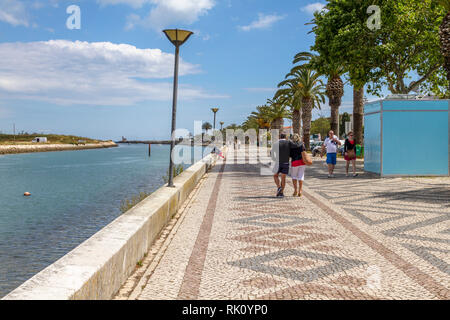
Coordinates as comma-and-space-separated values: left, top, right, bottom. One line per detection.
163, 29, 194, 47
211, 107, 219, 113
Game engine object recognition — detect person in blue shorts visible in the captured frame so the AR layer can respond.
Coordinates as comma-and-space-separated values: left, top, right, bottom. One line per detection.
321, 130, 341, 178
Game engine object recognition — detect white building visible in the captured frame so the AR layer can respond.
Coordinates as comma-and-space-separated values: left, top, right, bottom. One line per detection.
32, 137, 48, 143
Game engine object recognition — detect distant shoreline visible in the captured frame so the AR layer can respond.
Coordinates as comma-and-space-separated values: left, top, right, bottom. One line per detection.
0, 141, 118, 155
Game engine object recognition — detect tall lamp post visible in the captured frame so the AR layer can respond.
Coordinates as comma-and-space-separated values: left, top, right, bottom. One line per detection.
211, 107, 219, 130
163, 29, 194, 187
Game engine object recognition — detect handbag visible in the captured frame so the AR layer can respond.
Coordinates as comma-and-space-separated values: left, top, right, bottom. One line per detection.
347, 149, 356, 158
302, 151, 313, 166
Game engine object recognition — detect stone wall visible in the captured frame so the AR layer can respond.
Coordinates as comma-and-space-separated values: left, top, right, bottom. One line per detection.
0, 141, 117, 155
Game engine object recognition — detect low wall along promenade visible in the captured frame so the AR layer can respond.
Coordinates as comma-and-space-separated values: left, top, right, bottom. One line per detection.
2, 150, 221, 300
0, 141, 118, 155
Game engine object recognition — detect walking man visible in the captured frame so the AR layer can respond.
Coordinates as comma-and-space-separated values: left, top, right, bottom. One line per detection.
271, 133, 291, 197
321, 130, 341, 178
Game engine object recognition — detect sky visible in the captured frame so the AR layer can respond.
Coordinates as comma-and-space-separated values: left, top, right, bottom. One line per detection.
0, 0, 377, 140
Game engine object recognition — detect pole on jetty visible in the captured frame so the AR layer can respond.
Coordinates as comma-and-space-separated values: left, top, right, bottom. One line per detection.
163, 29, 193, 187
148, 144, 151, 157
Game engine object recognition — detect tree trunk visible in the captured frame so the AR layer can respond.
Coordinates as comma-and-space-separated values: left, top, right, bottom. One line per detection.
330, 103, 339, 138
326, 76, 344, 138
439, 13, 450, 92
445, 56, 450, 92
353, 86, 364, 145
292, 109, 301, 135
271, 118, 284, 131
301, 98, 313, 150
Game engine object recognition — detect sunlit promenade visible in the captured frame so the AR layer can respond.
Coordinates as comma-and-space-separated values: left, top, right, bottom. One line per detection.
113, 146, 449, 300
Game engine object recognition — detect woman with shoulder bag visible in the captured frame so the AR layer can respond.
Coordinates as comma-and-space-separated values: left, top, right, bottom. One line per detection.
289, 134, 311, 197
344, 131, 358, 177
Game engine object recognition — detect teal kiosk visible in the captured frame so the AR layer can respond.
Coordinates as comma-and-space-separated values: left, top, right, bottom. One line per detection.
364, 97, 449, 176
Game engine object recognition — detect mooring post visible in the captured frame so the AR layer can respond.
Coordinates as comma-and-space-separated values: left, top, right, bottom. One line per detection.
148, 144, 151, 157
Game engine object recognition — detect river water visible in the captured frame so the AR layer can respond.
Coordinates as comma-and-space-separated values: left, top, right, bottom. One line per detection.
0, 144, 209, 297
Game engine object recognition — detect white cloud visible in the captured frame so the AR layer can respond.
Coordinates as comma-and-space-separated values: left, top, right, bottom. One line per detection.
97, 0, 150, 9
117, 0, 215, 30
0, 40, 226, 106
239, 13, 285, 32
0, 0, 29, 27
301, 2, 326, 15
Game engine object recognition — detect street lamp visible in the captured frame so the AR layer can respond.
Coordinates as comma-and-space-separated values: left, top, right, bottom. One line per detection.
211, 107, 219, 130
220, 121, 224, 131
163, 29, 194, 187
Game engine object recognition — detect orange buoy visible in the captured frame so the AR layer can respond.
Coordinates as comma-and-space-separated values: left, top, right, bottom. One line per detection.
24, 192, 31, 196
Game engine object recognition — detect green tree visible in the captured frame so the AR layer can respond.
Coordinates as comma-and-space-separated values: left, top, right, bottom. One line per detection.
310, 117, 331, 140
436, 0, 450, 93
369, 0, 445, 95
202, 122, 212, 133
278, 68, 325, 150
225, 123, 240, 130
310, 0, 447, 143
310, 0, 379, 144
293, 52, 346, 138
274, 83, 302, 135
265, 98, 290, 131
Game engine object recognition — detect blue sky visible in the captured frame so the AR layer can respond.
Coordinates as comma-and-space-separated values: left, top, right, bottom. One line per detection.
0, 0, 371, 140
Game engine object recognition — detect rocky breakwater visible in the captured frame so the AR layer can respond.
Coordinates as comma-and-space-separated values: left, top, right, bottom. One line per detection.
0, 141, 118, 155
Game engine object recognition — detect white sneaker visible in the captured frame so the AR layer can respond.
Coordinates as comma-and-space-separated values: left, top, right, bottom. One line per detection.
327, 174, 332, 178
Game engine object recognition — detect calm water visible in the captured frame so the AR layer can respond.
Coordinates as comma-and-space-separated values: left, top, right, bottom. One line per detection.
0, 144, 209, 297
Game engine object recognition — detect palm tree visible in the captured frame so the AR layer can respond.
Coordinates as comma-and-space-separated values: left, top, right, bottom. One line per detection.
293, 52, 345, 137
281, 68, 325, 150
202, 122, 212, 133
274, 82, 302, 135
250, 105, 272, 130
437, 0, 450, 90
265, 98, 290, 131
226, 123, 240, 130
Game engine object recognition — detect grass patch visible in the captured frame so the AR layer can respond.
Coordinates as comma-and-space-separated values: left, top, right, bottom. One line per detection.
120, 191, 152, 214
162, 164, 184, 184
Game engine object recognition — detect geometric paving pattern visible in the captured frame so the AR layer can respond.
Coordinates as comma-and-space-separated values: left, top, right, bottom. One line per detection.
228, 249, 366, 282
230, 214, 314, 228
305, 161, 450, 284
128, 147, 449, 300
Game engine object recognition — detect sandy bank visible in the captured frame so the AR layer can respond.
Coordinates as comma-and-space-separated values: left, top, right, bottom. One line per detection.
0, 141, 118, 155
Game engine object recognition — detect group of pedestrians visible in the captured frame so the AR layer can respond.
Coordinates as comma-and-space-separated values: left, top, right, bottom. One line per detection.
271, 130, 358, 198
321, 130, 358, 178
271, 133, 307, 198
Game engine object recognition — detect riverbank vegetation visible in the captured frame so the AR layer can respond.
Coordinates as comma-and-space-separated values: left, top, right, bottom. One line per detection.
120, 192, 152, 214
0, 133, 104, 145
120, 164, 184, 214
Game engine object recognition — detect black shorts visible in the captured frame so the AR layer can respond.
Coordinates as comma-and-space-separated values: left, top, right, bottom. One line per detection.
277, 163, 290, 175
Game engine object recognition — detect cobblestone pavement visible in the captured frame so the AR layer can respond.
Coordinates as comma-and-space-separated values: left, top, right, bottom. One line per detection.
126, 147, 449, 300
